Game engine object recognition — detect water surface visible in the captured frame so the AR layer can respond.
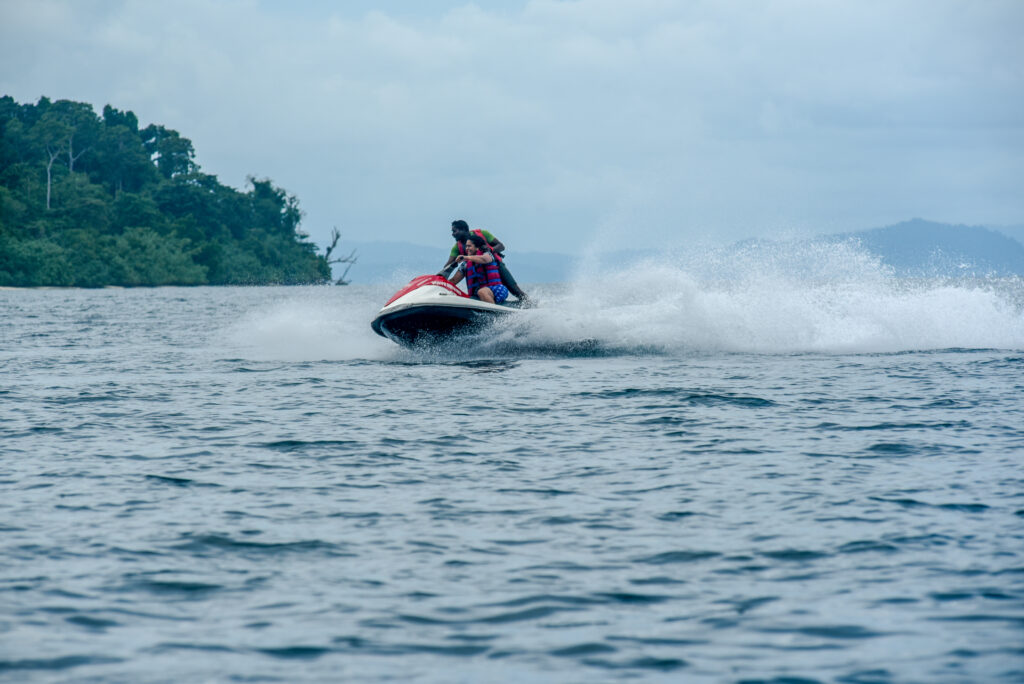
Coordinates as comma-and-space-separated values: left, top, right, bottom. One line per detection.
2, 271, 1023, 683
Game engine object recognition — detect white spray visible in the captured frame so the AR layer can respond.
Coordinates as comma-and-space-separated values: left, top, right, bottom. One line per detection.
222, 241, 1024, 361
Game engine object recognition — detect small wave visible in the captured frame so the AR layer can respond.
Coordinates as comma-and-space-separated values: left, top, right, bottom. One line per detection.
815, 420, 972, 431
399, 604, 581, 626
258, 646, 332, 660
0, 655, 124, 672
46, 392, 125, 404
723, 596, 780, 615
171, 534, 349, 556
657, 511, 698, 521
550, 642, 617, 657
634, 550, 721, 564
65, 614, 120, 630
595, 592, 671, 605
580, 656, 688, 671
399, 643, 491, 657
865, 442, 917, 455
837, 540, 901, 554
758, 624, 887, 639
495, 487, 576, 497
938, 503, 990, 512
260, 439, 361, 452
145, 474, 221, 488
574, 387, 775, 407
929, 614, 1024, 626
148, 642, 238, 654
127, 579, 224, 594
483, 593, 603, 608
869, 498, 990, 513
759, 549, 830, 562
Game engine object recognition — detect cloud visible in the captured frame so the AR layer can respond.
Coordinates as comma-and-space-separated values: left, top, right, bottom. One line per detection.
1, 0, 1022, 250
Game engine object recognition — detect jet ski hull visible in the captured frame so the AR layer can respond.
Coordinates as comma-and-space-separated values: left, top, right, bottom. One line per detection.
372, 303, 512, 345
371, 275, 518, 347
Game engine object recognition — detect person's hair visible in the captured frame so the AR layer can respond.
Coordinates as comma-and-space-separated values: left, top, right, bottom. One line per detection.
451, 219, 470, 233
467, 233, 488, 250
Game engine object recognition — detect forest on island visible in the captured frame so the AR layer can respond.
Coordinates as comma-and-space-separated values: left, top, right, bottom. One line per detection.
0, 96, 333, 287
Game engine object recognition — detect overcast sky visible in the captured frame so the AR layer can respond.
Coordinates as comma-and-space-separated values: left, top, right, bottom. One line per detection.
1, 0, 1022, 251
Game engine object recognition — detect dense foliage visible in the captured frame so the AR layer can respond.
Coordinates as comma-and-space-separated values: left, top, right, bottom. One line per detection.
0, 96, 331, 286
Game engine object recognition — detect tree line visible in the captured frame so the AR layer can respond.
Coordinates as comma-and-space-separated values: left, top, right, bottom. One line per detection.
0, 96, 334, 287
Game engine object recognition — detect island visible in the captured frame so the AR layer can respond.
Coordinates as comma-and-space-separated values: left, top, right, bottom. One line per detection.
0, 96, 333, 287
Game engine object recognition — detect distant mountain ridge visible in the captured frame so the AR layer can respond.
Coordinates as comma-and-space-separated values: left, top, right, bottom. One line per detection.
342, 219, 1024, 283
836, 219, 1024, 277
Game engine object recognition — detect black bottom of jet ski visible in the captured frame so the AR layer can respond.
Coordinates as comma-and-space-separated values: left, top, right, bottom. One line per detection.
371, 275, 528, 347
372, 305, 514, 346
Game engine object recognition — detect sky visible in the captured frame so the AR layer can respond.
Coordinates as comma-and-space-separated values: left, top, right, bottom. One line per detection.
1, 0, 1022, 252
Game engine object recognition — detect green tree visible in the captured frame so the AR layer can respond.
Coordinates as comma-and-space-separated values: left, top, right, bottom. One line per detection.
0, 234, 72, 286
102, 105, 138, 134
114, 227, 206, 285
48, 100, 101, 173
30, 111, 70, 211
141, 124, 196, 179
93, 122, 154, 195
0, 96, 332, 287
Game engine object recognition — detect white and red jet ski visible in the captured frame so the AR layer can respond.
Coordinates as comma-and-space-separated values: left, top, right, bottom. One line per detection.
371, 275, 523, 346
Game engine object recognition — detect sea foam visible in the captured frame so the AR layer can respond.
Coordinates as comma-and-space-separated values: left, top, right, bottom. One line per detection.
513, 240, 1024, 355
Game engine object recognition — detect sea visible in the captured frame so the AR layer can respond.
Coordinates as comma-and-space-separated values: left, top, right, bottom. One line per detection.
3, 244, 1024, 683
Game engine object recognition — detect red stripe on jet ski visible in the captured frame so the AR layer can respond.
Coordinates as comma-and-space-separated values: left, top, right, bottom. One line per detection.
384, 275, 469, 306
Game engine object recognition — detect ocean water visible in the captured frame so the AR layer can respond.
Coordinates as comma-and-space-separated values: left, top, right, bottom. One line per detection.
3, 248, 1024, 683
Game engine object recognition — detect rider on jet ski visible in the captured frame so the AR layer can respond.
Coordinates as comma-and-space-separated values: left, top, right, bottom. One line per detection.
438, 220, 529, 304
449, 234, 508, 304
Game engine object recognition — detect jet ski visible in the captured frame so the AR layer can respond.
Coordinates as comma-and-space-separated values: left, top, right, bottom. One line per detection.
371, 275, 523, 346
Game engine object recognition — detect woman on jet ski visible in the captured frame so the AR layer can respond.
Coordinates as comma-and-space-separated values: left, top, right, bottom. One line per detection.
450, 234, 509, 304
439, 220, 529, 304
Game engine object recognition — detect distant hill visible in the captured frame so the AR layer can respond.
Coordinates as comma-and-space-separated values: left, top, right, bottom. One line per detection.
837, 219, 1024, 277
992, 223, 1024, 246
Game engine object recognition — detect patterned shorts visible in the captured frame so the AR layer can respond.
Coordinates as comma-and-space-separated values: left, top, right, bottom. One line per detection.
484, 284, 509, 304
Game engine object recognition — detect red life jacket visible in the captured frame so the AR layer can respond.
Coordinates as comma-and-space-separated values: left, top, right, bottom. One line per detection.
456, 229, 503, 263
465, 257, 503, 295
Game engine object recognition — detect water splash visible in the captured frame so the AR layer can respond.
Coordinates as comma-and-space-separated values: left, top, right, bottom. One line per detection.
222, 287, 397, 362
500, 240, 1024, 355
223, 241, 1024, 361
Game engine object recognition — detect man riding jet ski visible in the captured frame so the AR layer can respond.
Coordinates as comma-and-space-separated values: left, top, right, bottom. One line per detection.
370, 222, 529, 346
438, 220, 530, 305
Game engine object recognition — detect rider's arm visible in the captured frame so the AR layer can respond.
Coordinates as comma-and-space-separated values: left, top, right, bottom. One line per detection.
479, 230, 505, 254
437, 245, 460, 275
437, 255, 457, 275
